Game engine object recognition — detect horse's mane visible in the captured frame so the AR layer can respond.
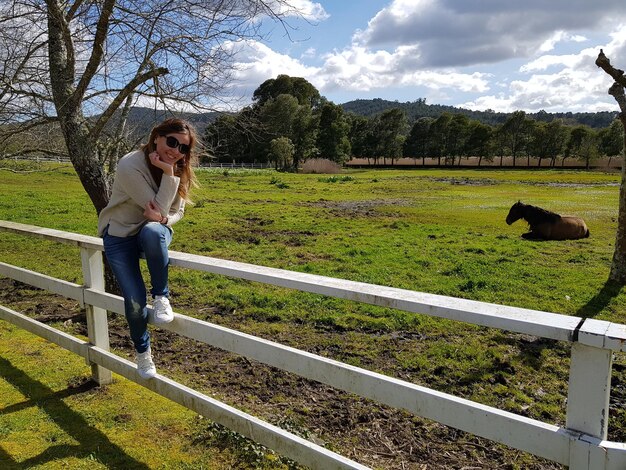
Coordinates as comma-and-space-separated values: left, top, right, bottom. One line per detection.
522, 203, 561, 226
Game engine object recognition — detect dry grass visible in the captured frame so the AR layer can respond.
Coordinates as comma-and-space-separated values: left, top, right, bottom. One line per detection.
300, 158, 341, 174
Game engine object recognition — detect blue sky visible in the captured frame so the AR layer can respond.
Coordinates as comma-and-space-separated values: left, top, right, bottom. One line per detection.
217, 0, 626, 114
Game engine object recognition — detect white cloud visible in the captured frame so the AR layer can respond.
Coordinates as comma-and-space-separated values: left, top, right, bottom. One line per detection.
539, 31, 587, 53
217, 3, 626, 113
460, 69, 612, 113
219, 39, 491, 106
270, 0, 329, 21
460, 95, 515, 113
460, 24, 626, 112
218, 40, 321, 105
317, 44, 491, 93
520, 46, 597, 73
301, 47, 316, 59
354, 0, 625, 67
230, 40, 320, 78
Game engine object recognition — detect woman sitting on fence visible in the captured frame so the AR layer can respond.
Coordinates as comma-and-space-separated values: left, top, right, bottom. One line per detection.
97, 118, 198, 378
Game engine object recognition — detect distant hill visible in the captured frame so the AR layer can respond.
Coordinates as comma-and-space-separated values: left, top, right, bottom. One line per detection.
114, 102, 617, 136
340, 98, 618, 128
112, 107, 220, 139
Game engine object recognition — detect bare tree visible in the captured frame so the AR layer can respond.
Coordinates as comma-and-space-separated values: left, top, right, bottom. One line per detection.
0, 0, 302, 212
596, 49, 626, 283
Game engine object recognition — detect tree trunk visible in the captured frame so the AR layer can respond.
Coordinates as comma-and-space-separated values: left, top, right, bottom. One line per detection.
595, 49, 626, 283
63, 119, 111, 213
609, 115, 626, 283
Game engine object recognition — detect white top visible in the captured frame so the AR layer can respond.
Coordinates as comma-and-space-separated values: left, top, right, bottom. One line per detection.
97, 150, 184, 237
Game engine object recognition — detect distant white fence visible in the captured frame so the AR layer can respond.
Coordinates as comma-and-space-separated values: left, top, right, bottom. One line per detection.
4, 155, 71, 163
0, 220, 625, 469
199, 162, 272, 169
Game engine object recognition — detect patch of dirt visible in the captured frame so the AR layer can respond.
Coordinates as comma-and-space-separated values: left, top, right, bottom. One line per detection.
425, 177, 618, 188
427, 177, 498, 186
303, 199, 413, 218
0, 278, 563, 469
523, 181, 620, 187
224, 216, 318, 246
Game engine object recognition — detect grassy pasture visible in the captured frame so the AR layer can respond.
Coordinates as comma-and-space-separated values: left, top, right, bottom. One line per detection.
0, 161, 625, 469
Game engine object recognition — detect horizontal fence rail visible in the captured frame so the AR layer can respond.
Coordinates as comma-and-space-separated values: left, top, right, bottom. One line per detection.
0, 304, 366, 470
198, 162, 272, 169
1, 220, 626, 469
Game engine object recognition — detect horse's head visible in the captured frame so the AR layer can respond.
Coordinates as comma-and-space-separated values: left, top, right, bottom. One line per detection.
506, 201, 525, 225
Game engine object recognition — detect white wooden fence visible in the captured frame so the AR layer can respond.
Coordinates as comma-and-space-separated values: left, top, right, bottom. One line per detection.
199, 162, 272, 169
0, 220, 625, 469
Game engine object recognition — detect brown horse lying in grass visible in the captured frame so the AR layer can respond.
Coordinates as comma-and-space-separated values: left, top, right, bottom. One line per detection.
506, 201, 590, 240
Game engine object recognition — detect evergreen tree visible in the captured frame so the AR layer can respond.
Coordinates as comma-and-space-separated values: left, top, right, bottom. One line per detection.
465, 121, 494, 166
403, 117, 433, 164
316, 103, 351, 164
374, 108, 408, 165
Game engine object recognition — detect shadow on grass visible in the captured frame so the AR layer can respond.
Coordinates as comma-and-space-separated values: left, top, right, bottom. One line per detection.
576, 279, 624, 319
0, 357, 150, 469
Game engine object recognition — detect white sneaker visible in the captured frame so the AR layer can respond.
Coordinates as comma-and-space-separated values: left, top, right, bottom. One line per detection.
136, 347, 157, 379
152, 295, 174, 324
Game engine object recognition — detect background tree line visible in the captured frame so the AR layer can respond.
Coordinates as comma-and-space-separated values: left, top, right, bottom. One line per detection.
204, 75, 624, 170
341, 98, 617, 129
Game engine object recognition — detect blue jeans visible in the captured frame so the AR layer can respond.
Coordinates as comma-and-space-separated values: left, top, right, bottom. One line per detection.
103, 223, 172, 353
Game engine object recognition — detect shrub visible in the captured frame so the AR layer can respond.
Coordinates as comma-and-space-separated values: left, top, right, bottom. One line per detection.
300, 158, 341, 174
269, 176, 289, 188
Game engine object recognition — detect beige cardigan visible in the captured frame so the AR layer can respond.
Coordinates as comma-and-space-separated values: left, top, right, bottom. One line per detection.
98, 150, 184, 237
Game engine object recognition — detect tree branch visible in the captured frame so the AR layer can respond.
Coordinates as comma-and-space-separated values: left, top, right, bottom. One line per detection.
597, 49, 626, 119
0, 37, 48, 101
0, 116, 59, 136
89, 66, 169, 140
5, 88, 55, 103
45, 0, 76, 76
74, 0, 116, 101
65, 0, 86, 21
596, 49, 626, 88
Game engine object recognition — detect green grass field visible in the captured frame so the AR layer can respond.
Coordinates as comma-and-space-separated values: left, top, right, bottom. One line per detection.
0, 161, 624, 469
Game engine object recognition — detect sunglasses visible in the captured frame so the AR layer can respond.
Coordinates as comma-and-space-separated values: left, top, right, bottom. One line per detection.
162, 135, 191, 154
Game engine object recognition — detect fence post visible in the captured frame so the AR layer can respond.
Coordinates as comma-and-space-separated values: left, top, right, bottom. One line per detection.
566, 342, 613, 469
80, 246, 112, 385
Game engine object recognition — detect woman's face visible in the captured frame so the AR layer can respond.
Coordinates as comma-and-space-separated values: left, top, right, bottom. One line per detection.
154, 132, 191, 165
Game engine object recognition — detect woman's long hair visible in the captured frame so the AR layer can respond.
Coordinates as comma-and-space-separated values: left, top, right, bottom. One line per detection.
141, 118, 199, 202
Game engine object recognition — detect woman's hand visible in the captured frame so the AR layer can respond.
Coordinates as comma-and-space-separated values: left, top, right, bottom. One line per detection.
148, 151, 174, 176
143, 200, 164, 222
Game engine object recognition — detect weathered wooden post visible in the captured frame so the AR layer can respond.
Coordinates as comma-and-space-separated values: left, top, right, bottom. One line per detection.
566, 341, 613, 469
80, 246, 112, 385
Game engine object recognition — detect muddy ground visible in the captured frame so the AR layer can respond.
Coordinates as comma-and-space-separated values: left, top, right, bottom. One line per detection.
0, 278, 565, 469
